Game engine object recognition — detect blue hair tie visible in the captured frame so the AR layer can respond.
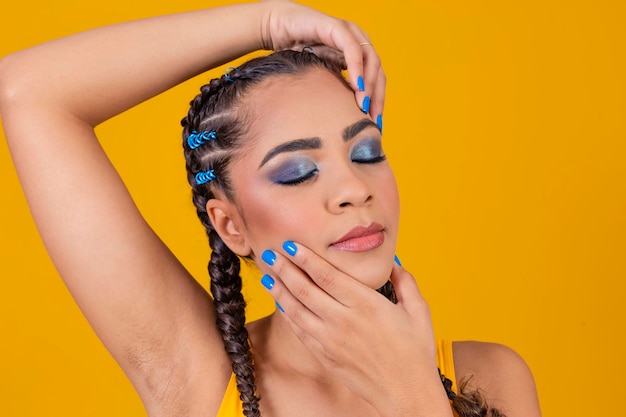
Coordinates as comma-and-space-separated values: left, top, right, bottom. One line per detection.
188, 130, 216, 149
302, 46, 315, 54
224, 66, 239, 82
195, 170, 216, 185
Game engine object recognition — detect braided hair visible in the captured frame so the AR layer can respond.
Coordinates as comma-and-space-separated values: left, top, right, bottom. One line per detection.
181, 50, 505, 417
182, 50, 341, 417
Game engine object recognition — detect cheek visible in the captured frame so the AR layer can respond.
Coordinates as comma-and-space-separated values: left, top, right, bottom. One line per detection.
377, 169, 401, 221
237, 184, 319, 253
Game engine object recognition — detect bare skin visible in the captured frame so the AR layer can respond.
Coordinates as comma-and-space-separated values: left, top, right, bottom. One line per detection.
0, 1, 540, 416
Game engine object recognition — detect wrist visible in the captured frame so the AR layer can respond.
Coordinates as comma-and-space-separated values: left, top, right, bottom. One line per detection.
258, 0, 273, 50
257, 0, 282, 51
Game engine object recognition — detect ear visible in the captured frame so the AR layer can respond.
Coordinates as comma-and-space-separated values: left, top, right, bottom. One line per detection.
205, 198, 251, 257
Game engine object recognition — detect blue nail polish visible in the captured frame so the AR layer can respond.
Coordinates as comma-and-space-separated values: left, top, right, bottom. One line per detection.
283, 240, 297, 256
261, 274, 275, 290
276, 301, 285, 313
394, 255, 402, 266
377, 114, 383, 132
362, 96, 371, 114
357, 76, 365, 92
262, 250, 276, 266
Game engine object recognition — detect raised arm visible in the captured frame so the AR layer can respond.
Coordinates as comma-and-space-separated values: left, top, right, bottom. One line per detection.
0, 2, 384, 415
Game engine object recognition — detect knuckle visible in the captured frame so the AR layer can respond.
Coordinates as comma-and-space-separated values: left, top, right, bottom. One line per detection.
346, 21, 362, 33
288, 304, 304, 324
299, 256, 334, 288
315, 267, 335, 288
342, 20, 355, 31
369, 54, 381, 67
292, 283, 310, 301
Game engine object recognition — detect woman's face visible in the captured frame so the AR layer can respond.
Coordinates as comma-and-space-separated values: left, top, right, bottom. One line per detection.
227, 68, 399, 289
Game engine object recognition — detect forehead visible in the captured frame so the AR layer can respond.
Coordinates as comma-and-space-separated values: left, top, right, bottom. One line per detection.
239, 68, 364, 157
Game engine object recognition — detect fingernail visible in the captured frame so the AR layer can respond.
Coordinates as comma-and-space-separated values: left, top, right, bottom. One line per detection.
361, 96, 371, 114
276, 301, 285, 313
394, 255, 402, 266
261, 274, 275, 290
357, 76, 365, 92
283, 240, 297, 256
261, 250, 276, 266
377, 114, 383, 132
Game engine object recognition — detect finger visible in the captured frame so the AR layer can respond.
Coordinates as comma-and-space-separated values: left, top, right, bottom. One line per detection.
295, 44, 346, 69
275, 299, 328, 356
263, 273, 332, 363
260, 271, 326, 334
272, 7, 370, 104
297, 41, 373, 116
343, 21, 374, 112
322, 19, 365, 95
352, 41, 381, 115
261, 249, 343, 317
281, 18, 364, 91
369, 65, 387, 125
278, 241, 373, 307
261, 255, 355, 360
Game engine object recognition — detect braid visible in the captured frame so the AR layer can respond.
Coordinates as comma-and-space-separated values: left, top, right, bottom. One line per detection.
439, 370, 507, 417
208, 231, 260, 417
183, 70, 262, 417
376, 280, 398, 304
181, 50, 338, 416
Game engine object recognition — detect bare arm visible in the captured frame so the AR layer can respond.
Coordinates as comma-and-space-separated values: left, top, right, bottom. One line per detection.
0, 2, 383, 415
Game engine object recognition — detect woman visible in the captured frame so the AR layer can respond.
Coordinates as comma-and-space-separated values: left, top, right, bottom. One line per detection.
0, 1, 540, 416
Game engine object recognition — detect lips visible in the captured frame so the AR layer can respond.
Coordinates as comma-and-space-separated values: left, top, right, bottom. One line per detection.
330, 222, 385, 252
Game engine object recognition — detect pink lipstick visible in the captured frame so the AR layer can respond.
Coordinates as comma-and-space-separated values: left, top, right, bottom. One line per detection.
330, 223, 385, 252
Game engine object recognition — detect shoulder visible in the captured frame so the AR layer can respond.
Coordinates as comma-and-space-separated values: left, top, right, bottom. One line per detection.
452, 341, 542, 417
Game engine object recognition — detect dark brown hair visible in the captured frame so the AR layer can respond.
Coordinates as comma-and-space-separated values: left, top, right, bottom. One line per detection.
181, 50, 504, 417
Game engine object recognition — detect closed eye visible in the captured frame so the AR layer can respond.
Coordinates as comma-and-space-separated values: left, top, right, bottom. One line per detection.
350, 137, 386, 164
268, 157, 319, 186
354, 155, 387, 164
275, 168, 319, 185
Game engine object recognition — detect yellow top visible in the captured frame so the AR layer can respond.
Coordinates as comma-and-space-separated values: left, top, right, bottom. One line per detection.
216, 339, 457, 417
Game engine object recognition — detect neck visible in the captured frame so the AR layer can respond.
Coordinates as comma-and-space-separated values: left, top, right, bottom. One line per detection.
247, 310, 382, 417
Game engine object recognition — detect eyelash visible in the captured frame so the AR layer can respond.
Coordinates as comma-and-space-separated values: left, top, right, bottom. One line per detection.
352, 154, 387, 164
276, 168, 319, 186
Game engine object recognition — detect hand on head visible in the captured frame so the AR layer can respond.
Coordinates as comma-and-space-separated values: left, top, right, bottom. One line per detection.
259, 1, 385, 121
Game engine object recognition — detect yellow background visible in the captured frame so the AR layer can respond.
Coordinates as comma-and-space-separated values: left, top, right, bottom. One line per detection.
1, 0, 624, 416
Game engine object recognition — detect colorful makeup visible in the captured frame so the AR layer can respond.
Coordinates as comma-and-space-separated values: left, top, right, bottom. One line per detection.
350, 137, 386, 164
267, 155, 319, 186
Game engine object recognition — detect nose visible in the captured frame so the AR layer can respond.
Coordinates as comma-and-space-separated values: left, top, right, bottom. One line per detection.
327, 167, 373, 213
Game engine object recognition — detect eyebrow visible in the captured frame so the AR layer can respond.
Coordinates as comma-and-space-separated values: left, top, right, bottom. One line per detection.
259, 138, 322, 168
343, 118, 380, 142
258, 118, 380, 168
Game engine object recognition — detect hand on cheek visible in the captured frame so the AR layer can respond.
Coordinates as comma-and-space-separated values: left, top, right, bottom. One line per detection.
259, 242, 451, 417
